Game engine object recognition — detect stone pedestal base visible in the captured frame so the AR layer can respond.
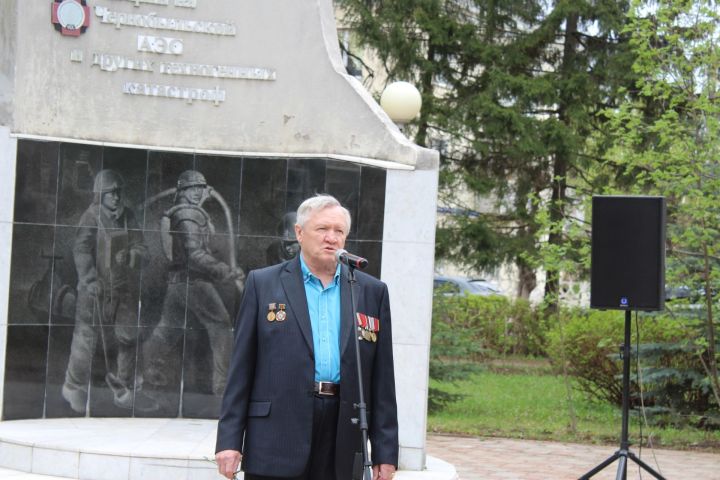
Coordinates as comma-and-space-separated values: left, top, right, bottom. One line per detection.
0, 418, 457, 480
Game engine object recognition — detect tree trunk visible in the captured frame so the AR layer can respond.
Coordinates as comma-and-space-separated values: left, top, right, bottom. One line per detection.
702, 240, 720, 398
543, 12, 578, 312
414, 43, 434, 148
517, 258, 537, 300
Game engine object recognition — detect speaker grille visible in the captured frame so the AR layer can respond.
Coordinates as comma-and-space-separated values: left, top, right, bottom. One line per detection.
590, 196, 666, 311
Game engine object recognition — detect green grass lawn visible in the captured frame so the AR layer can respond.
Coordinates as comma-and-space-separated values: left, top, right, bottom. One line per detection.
427, 369, 720, 451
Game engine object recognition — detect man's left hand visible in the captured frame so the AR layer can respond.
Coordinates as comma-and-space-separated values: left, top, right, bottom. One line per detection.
372, 464, 396, 480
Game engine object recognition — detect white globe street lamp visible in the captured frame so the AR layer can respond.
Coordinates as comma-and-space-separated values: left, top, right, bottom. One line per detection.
380, 81, 422, 125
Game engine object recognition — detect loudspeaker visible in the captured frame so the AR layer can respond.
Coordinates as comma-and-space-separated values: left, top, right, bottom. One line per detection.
591, 195, 666, 311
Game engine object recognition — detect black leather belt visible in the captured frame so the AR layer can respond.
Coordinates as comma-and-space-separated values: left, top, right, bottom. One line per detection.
314, 381, 340, 396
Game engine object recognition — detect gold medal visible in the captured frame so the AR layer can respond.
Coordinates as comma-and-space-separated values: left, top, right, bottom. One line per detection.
363, 330, 371, 341
267, 303, 277, 322
371, 332, 377, 342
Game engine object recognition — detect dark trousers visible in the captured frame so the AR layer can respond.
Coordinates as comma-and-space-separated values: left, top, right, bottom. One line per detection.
244, 394, 340, 480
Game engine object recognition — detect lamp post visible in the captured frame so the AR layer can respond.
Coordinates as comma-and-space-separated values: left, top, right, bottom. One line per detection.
380, 81, 422, 131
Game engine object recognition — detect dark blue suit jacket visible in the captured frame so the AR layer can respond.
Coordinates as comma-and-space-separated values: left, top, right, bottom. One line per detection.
216, 256, 399, 479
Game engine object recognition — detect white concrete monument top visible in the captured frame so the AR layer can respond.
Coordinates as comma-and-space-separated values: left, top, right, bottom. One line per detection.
2, 0, 434, 169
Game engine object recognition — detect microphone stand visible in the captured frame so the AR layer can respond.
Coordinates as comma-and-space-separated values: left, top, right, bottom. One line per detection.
347, 264, 373, 480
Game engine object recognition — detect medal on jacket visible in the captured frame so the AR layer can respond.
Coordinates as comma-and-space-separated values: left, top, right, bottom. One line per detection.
276, 304, 287, 321
267, 303, 277, 322
356, 313, 380, 342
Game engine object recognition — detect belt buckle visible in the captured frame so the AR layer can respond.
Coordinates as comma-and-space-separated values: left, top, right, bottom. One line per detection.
317, 381, 334, 396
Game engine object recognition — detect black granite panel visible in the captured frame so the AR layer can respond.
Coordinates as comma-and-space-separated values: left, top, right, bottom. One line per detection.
56, 143, 103, 227
8, 224, 56, 325
100, 146, 149, 229
145, 151, 195, 233
51, 222, 143, 324
143, 281, 188, 345
147, 151, 196, 195
86, 325, 137, 417
2, 325, 49, 420
180, 327, 227, 418
49, 225, 80, 326
207, 232, 238, 278
182, 390, 221, 419
139, 326, 183, 417
138, 229, 174, 328
357, 167, 386, 241
326, 161, 361, 237
286, 158, 325, 213
183, 239, 238, 330
195, 154, 243, 235
215, 278, 241, 326
346, 240, 382, 279
159, 229, 243, 322
239, 157, 287, 236
7, 141, 390, 420
45, 325, 83, 417
239, 235, 290, 271
13, 140, 59, 225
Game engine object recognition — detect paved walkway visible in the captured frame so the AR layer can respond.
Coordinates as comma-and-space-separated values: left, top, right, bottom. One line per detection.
426, 434, 720, 480
0, 418, 717, 479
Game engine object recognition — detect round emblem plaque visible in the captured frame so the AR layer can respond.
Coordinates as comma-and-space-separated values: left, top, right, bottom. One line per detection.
56, 0, 86, 31
51, 0, 90, 37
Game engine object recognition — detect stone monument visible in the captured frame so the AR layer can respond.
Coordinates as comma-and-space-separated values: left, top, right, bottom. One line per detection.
0, 0, 439, 475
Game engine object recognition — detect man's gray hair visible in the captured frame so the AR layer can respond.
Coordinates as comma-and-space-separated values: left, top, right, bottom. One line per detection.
296, 194, 351, 231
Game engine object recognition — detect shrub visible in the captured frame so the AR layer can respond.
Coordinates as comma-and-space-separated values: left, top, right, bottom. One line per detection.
432, 294, 546, 359
545, 307, 719, 427
430, 295, 720, 425
546, 309, 626, 405
429, 294, 546, 411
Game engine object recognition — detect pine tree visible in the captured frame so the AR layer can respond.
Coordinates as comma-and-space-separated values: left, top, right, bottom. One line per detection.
336, 0, 636, 304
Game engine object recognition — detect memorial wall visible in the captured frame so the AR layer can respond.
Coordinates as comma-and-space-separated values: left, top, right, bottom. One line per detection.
5, 139, 386, 420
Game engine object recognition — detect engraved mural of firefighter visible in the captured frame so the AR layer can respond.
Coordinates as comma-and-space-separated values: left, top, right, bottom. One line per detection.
265, 212, 300, 266
62, 169, 158, 414
145, 170, 245, 396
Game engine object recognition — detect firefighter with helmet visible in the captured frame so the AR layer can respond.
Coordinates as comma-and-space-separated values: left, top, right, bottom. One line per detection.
145, 170, 244, 399
62, 169, 158, 414
266, 212, 300, 265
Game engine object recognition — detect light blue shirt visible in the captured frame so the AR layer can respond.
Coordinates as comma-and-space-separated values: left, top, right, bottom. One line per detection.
300, 255, 342, 383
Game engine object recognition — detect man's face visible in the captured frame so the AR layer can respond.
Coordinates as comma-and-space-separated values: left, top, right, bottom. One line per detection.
295, 206, 348, 268
180, 185, 205, 205
101, 188, 122, 212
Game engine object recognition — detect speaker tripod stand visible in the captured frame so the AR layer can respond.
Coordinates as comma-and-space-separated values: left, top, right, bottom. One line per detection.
579, 310, 666, 480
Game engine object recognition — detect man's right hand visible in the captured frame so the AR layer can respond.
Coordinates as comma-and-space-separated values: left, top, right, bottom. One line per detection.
215, 449, 242, 479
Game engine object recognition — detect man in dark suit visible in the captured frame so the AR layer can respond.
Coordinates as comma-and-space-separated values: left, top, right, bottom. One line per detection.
216, 194, 398, 480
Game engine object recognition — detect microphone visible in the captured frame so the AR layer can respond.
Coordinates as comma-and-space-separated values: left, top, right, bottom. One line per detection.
335, 249, 369, 270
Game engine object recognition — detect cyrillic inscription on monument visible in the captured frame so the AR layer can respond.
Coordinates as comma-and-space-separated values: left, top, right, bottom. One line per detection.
67, 2, 277, 106
122, 82, 225, 105
137, 35, 184, 55
94, 6, 236, 35
93, 53, 154, 72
